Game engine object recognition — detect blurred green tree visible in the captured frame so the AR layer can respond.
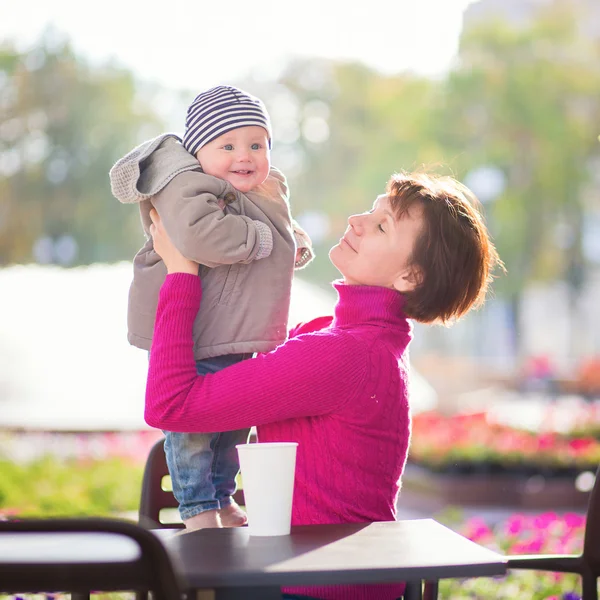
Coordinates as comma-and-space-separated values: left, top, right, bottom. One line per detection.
0, 29, 163, 265
433, 3, 600, 349
245, 59, 448, 286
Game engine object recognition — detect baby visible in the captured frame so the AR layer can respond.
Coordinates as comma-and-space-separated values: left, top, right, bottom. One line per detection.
110, 86, 312, 529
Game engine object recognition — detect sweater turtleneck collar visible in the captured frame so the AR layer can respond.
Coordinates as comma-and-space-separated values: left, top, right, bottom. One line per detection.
331, 281, 411, 333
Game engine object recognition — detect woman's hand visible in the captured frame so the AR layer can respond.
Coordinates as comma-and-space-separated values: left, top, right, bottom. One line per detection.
149, 208, 198, 275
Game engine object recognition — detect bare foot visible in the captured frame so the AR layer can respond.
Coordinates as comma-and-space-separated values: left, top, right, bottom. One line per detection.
219, 500, 248, 527
184, 509, 222, 530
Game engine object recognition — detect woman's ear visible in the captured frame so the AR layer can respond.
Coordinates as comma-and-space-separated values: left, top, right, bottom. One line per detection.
393, 266, 422, 293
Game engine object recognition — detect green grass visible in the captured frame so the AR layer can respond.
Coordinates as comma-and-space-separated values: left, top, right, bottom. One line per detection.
0, 457, 143, 518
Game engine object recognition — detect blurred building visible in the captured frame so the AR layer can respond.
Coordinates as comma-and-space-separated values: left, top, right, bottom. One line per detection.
463, 0, 600, 39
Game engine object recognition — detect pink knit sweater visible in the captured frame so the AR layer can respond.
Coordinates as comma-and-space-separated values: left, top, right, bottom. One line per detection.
146, 273, 414, 600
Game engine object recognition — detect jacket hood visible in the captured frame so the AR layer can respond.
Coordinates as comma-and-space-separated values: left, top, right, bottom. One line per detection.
109, 133, 199, 204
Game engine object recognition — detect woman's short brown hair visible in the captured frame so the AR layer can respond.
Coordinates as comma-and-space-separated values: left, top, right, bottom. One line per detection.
387, 171, 503, 324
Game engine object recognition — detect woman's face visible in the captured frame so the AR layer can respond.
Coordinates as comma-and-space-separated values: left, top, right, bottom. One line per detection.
329, 194, 424, 291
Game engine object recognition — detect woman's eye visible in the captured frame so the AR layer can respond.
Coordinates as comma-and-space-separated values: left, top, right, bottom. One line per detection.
251, 143, 261, 150
223, 144, 234, 150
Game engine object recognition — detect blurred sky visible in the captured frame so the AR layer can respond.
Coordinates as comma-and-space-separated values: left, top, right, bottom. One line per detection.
1, 0, 475, 91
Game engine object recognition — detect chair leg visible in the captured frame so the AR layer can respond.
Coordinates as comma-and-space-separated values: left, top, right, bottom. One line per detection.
403, 580, 423, 600
582, 573, 598, 600
423, 580, 439, 600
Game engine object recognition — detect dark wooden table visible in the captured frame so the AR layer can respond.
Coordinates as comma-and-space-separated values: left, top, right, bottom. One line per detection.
157, 519, 507, 600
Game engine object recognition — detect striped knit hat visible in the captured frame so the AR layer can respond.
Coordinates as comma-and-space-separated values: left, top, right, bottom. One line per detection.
182, 86, 272, 155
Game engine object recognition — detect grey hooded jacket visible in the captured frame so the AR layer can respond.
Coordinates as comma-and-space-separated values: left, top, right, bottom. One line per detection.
110, 134, 311, 360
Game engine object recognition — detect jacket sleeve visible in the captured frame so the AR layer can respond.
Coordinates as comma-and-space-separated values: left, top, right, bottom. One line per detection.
145, 274, 367, 433
291, 219, 315, 270
151, 178, 273, 267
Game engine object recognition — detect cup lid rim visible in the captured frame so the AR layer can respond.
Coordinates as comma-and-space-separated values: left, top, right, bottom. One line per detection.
236, 442, 298, 449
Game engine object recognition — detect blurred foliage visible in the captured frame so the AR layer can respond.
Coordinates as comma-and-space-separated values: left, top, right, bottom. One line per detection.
0, 29, 163, 265
0, 457, 142, 517
1, 4, 600, 300
239, 2, 600, 291
267, 60, 446, 285
436, 3, 600, 298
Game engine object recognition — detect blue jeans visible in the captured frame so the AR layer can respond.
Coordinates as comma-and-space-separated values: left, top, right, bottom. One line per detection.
163, 353, 252, 521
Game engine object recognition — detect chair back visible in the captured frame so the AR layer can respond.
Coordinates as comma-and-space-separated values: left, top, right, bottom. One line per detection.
0, 517, 182, 600
139, 438, 182, 529
583, 464, 600, 576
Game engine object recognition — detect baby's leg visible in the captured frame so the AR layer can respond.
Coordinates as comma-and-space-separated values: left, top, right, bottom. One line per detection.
211, 427, 251, 527
164, 431, 222, 530
194, 354, 252, 527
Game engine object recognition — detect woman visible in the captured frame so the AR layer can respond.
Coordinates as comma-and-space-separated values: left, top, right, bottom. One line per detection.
146, 171, 502, 600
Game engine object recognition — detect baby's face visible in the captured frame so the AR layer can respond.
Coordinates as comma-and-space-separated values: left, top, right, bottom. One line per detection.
195, 126, 270, 193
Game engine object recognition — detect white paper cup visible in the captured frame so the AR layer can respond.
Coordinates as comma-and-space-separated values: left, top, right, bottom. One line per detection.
236, 441, 298, 536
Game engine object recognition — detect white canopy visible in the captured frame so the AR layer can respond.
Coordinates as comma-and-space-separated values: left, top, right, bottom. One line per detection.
0, 263, 435, 431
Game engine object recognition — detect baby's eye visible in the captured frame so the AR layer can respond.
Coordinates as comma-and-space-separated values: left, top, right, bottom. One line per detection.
223, 144, 234, 151
378, 224, 385, 233
251, 143, 262, 150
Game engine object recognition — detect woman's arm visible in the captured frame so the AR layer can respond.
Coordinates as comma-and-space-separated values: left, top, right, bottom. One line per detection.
145, 273, 367, 433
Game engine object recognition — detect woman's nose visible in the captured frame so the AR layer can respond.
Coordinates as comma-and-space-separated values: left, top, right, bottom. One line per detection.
348, 213, 364, 234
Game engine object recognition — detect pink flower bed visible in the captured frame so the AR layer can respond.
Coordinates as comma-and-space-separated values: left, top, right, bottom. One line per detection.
440, 511, 587, 599
410, 411, 600, 473
461, 511, 585, 555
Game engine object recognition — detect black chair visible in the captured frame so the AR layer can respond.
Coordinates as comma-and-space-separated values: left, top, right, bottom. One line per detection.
505, 464, 600, 600
0, 516, 182, 600
139, 438, 183, 529
139, 437, 249, 530
401, 468, 600, 600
